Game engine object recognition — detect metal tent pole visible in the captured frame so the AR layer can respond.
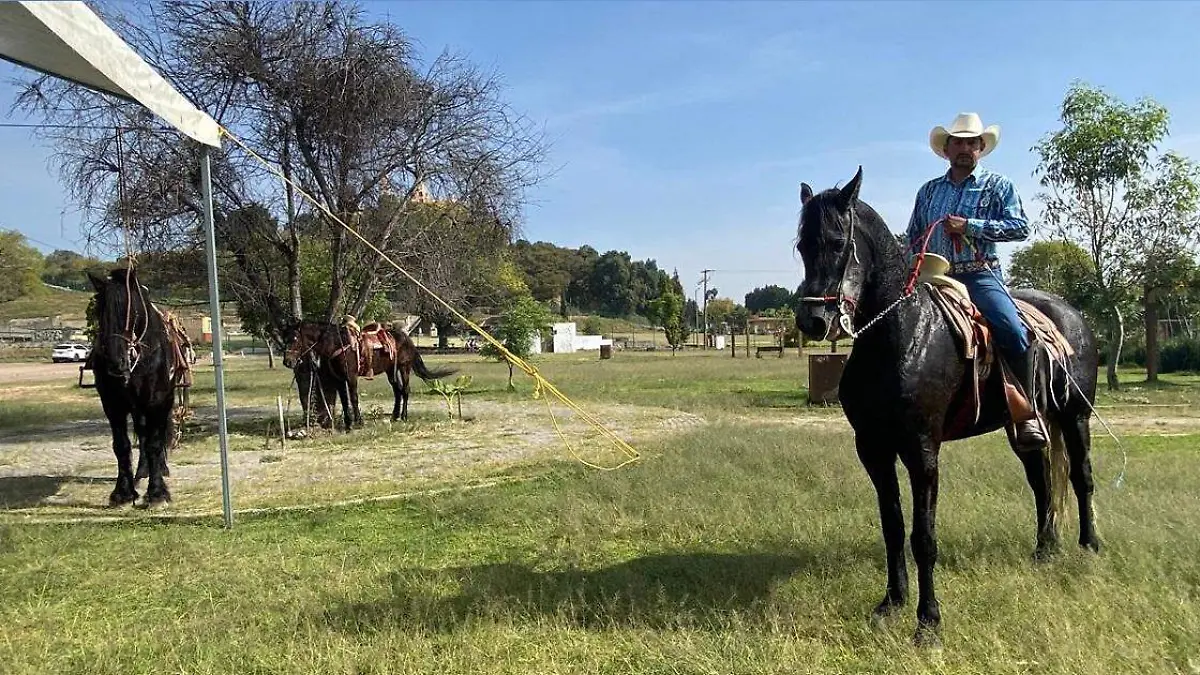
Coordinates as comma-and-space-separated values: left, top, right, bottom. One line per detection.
200, 147, 234, 528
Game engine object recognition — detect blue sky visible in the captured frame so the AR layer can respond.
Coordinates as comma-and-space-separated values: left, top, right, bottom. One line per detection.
4, 0, 1200, 305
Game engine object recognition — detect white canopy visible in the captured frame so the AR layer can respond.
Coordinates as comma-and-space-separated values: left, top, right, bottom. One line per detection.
0, 1, 233, 527
0, 1, 221, 147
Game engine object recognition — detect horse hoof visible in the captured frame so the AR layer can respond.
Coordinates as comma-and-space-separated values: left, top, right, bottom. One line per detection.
1080, 537, 1101, 553
136, 495, 171, 511
1032, 543, 1060, 563
913, 626, 943, 650
872, 595, 905, 618
108, 490, 139, 507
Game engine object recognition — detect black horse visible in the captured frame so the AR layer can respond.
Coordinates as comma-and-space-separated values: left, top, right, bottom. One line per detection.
794, 168, 1100, 646
87, 268, 177, 508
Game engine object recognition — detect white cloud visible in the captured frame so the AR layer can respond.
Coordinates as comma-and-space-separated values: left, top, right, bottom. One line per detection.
546, 29, 822, 126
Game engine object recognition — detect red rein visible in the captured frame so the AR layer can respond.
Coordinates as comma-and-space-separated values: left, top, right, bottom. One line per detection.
903, 217, 944, 296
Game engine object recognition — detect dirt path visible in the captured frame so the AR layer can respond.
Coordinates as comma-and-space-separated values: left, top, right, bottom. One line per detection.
0, 361, 86, 384
0, 397, 709, 522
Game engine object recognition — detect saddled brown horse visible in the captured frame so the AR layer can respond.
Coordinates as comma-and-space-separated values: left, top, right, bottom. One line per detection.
283, 320, 457, 430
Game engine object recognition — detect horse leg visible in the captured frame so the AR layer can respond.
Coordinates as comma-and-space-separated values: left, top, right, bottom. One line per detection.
856, 437, 908, 620
136, 408, 173, 508
349, 372, 362, 427
100, 393, 138, 506
387, 365, 402, 422
1059, 412, 1100, 552
400, 365, 411, 422
900, 441, 942, 647
1007, 425, 1060, 560
338, 377, 353, 432
314, 368, 336, 429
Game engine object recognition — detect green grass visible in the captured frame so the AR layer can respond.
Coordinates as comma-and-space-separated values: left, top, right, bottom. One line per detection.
0, 286, 94, 322
1, 352, 1199, 672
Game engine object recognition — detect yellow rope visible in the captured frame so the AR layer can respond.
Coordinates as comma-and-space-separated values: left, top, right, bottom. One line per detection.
216, 127, 640, 470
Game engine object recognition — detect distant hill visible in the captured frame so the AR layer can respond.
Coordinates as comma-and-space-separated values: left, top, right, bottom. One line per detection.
0, 285, 93, 323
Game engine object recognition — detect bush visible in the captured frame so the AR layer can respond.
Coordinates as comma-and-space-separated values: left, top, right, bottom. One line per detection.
1160, 338, 1200, 373
1099, 336, 1200, 373
580, 316, 604, 335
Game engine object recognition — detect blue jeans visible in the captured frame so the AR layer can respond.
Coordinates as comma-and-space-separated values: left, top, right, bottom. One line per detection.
953, 271, 1030, 358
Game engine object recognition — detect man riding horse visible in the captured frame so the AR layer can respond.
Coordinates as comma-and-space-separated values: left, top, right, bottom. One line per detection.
905, 112, 1045, 449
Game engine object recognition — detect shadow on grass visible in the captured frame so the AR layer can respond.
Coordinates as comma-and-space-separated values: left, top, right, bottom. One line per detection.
0, 475, 112, 509
323, 548, 856, 634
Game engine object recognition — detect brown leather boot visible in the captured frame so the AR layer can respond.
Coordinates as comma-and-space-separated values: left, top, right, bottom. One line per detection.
1008, 347, 1047, 449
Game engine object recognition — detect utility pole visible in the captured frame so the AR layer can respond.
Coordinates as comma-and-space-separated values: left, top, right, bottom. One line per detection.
700, 269, 712, 350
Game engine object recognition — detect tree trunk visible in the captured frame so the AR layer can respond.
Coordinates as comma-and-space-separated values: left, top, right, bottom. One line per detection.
507, 362, 515, 391
324, 225, 347, 322
281, 133, 303, 322
730, 330, 736, 358
266, 340, 275, 370
1106, 305, 1124, 391
1144, 286, 1160, 383
437, 319, 451, 349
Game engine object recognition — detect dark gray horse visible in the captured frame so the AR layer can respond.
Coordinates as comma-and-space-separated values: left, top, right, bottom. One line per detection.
793, 168, 1100, 647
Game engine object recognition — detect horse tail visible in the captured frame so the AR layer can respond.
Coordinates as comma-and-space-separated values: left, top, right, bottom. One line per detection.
1045, 416, 1071, 532
412, 351, 458, 382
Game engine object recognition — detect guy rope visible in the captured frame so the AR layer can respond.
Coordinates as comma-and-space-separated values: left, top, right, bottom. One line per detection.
217, 126, 640, 471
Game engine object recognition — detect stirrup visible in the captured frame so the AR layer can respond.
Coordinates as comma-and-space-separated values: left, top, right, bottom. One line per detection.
1012, 417, 1048, 450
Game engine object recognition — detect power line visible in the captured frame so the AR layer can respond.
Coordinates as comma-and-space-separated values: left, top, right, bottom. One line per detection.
704, 269, 798, 274
0, 122, 173, 131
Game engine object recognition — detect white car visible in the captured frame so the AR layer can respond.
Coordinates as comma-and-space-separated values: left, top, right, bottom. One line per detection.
51, 343, 91, 363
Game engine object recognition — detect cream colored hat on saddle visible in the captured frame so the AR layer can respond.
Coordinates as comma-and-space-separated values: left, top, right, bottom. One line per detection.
929, 112, 1000, 159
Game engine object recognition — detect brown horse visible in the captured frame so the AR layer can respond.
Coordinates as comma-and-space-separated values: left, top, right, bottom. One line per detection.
283, 320, 456, 430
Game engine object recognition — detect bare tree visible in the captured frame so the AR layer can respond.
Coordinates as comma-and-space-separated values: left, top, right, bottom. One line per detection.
11, 0, 546, 347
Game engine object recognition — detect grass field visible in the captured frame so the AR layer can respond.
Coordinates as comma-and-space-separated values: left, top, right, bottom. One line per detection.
1, 350, 1198, 673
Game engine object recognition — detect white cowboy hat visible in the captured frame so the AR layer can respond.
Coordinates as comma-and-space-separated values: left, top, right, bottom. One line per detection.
929, 112, 1000, 159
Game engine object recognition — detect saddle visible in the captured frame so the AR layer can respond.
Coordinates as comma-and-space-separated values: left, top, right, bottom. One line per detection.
916, 258, 1075, 438
352, 322, 397, 379
157, 308, 194, 389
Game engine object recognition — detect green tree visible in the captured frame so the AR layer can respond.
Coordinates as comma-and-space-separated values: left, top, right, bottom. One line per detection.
1008, 240, 1098, 312
1137, 253, 1200, 381
510, 239, 573, 310
479, 293, 553, 391
40, 249, 111, 291
1033, 80, 1200, 389
728, 305, 751, 332
0, 230, 44, 303
705, 297, 736, 333
744, 285, 792, 314
589, 251, 637, 317
646, 273, 688, 353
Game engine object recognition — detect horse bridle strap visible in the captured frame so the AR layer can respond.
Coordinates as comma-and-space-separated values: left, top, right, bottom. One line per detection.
798, 205, 861, 338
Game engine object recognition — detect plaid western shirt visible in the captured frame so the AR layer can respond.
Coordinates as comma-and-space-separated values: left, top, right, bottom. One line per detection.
905, 166, 1031, 275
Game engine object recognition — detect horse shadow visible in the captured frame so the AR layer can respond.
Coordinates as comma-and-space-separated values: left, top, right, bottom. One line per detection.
322, 547, 862, 635
0, 475, 113, 510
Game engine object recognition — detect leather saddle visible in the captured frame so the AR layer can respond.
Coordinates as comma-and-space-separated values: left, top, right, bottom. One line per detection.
354, 322, 397, 379
915, 255, 1075, 438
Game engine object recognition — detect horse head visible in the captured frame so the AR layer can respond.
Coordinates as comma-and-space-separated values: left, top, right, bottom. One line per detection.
88, 267, 150, 382
794, 166, 869, 341
282, 321, 311, 369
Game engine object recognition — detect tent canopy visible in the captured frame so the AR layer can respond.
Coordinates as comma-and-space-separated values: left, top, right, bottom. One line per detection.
0, 1, 220, 147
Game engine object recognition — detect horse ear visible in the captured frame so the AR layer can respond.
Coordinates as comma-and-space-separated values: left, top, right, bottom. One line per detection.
838, 166, 863, 209
800, 182, 814, 206
87, 271, 106, 293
